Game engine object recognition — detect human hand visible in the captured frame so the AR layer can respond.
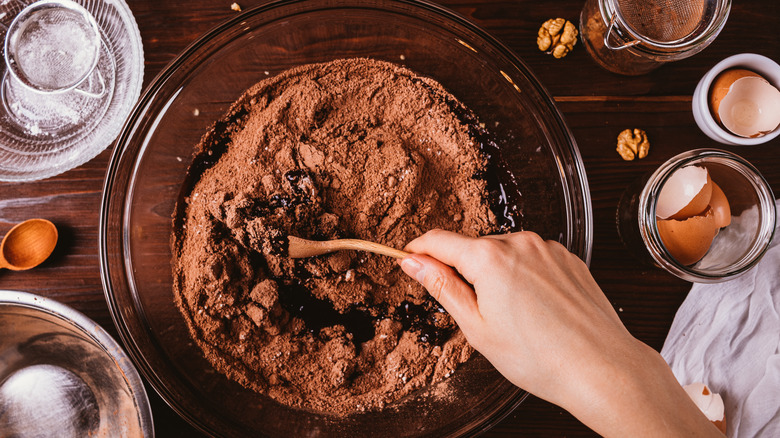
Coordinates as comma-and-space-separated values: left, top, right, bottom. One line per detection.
400, 230, 723, 437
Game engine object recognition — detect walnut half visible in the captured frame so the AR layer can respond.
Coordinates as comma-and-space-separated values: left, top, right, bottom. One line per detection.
616, 129, 650, 161
537, 18, 578, 59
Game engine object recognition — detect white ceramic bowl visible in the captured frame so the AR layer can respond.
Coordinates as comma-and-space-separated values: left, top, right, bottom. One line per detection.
692, 53, 780, 145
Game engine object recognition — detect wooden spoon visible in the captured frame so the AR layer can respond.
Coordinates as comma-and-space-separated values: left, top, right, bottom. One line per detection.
0, 219, 58, 271
287, 236, 409, 259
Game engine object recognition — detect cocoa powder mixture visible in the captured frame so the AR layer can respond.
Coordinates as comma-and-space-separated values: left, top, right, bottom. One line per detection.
172, 58, 519, 416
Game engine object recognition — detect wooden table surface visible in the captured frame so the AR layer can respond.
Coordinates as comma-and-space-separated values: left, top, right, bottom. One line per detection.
1, 0, 778, 436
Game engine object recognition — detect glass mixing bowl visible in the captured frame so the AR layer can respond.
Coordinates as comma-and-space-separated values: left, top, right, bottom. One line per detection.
100, 0, 592, 436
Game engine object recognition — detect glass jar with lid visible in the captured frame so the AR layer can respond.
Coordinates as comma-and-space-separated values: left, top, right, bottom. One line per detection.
580, 0, 731, 75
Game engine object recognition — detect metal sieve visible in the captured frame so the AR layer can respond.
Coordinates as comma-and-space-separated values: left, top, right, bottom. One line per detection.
603, 0, 730, 57
4, 0, 102, 93
580, 0, 731, 75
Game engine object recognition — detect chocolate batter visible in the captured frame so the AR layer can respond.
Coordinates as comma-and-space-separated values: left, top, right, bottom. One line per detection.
172, 58, 520, 416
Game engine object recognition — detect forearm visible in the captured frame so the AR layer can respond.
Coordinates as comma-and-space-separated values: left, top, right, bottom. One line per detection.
560, 340, 724, 438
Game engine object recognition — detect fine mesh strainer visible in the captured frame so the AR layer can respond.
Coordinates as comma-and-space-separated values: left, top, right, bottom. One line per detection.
615, 0, 722, 45
5, 0, 101, 92
580, 0, 731, 75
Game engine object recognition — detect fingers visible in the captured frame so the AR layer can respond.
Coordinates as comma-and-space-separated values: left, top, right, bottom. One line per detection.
402, 229, 618, 329
400, 253, 482, 332
404, 229, 476, 265
404, 229, 489, 284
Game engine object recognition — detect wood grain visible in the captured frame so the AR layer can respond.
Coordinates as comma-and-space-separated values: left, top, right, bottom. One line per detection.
0, 1, 777, 436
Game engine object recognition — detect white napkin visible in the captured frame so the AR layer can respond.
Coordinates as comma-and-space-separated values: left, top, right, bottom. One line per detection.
661, 199, 780, 437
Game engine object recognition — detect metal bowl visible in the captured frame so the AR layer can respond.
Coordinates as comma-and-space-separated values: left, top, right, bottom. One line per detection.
0, 290, 153, 437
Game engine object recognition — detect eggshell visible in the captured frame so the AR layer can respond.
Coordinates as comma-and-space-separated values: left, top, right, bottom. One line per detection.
710, 68, 761, 123
683, 382, 726, 434
709, 182, 731, 228
718, 75, 780, 137
656, 166, 713, 221
657, 209, 719, 266
714, 417, 727, 435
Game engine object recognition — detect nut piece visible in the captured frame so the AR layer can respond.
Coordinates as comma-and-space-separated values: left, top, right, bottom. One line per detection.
230, 2, 241, 11
616, 128, 650, 161
537, 18, 578, 59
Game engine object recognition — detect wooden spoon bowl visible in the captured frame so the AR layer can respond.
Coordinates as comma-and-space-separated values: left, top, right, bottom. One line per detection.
0, 219, 58, 271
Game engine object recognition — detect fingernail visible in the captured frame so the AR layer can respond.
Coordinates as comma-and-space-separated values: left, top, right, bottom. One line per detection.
400, 257, 426, 284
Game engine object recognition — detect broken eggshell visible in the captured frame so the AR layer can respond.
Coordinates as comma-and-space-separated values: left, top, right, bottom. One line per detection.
657, 208, 720, 266
683, 382, 727, 434
710, 68, 780, 138
709, 182, 731, 228
656, 165, 712, 221
654, 165, 733, 266
710, 68, 761, 120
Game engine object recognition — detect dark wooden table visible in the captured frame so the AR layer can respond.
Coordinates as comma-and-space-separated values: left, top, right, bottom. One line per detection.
1, 0, 778, 436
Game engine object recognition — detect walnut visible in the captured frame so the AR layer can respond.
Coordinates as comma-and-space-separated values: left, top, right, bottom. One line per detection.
537, 18, 578, 59
616, 129, 650, 161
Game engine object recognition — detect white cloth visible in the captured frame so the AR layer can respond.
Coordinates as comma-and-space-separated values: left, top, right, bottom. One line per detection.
661, 199, 780, 438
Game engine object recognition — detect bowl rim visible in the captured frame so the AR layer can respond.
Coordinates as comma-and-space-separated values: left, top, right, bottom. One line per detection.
100, 0, 593, 435
0, 289, 155, 437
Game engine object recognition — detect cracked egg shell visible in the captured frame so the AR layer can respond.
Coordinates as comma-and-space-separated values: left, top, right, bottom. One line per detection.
710, 68, 780, 138
657, 208, 719, 266
656, 165, 712, 221
683, 382, 726, 434
709, 182, 731, 228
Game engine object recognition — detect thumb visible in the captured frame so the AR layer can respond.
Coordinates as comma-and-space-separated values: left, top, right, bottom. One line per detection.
399, 254, 482, 330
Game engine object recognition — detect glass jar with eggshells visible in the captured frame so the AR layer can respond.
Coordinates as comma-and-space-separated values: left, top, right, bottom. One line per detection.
617, 149, 776, 282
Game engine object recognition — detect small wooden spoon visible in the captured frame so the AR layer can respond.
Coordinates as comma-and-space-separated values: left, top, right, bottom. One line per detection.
287, 236, 409, 259
0, 219, 58, 271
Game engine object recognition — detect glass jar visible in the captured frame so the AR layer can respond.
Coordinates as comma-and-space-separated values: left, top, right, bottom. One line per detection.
580, 0, 731, 75
617, 149, 776, 282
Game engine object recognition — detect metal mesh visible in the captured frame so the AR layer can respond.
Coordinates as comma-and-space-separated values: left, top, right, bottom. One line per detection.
9, 6, 101, 91
616, 0, 718, 42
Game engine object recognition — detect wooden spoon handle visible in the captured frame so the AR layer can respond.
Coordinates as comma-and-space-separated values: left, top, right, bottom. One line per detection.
287, 236, 409, 259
